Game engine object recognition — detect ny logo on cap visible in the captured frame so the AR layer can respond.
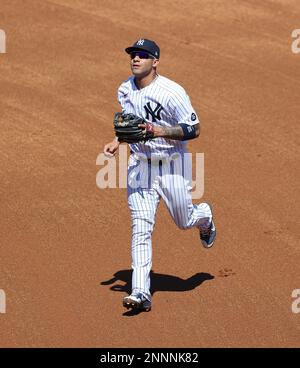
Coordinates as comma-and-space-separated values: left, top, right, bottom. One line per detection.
137, 39, 145, 46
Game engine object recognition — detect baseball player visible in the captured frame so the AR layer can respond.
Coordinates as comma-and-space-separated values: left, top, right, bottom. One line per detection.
104, 38, 216, 312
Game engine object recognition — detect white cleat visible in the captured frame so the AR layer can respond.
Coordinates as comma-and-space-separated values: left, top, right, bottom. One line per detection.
123, 293, 151, 311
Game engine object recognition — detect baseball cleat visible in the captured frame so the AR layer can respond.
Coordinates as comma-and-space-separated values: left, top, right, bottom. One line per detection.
199, 204, 216, 248
199, 220, 216, 248
123, 294, 152, 312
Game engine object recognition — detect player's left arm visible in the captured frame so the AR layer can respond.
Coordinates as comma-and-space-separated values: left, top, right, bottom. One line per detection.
152, 123, 200, 140
152, 87, 200, 141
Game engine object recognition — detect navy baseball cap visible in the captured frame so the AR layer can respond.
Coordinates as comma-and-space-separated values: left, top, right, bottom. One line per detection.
125, 38, 160, 59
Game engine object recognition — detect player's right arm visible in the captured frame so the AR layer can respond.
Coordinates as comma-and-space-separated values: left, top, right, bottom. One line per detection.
103, 136, 120, 157
103, 82, 128, 157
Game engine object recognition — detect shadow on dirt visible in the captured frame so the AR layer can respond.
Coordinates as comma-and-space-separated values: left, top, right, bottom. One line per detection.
101, 270, 214, 316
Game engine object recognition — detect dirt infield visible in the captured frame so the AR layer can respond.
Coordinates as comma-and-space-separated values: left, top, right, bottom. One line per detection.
0, 0, 299, 347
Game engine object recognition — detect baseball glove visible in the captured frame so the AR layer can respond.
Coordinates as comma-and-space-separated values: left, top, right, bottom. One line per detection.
113, 112, 155, 143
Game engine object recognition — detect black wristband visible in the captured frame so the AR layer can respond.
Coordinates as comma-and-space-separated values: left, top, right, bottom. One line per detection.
180, 123, 197, 140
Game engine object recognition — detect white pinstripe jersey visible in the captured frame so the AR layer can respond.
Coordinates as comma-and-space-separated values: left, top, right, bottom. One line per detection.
117, 74, 199, 158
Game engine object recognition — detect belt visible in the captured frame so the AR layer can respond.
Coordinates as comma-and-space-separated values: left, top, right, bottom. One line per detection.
130, 150, 163, 165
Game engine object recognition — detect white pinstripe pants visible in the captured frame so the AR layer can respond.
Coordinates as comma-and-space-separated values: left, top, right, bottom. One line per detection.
127, 153, 212, 301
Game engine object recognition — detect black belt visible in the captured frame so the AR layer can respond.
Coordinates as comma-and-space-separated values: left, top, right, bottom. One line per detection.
130, 150, 162, 165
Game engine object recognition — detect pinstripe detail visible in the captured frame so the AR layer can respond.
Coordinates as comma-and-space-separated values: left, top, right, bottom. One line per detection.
118, 75, 199, 158
127, 154, 212, 299
120, 74, 209, 299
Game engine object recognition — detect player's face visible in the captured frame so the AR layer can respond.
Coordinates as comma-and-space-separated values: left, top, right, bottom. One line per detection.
130, 51, 159, 77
